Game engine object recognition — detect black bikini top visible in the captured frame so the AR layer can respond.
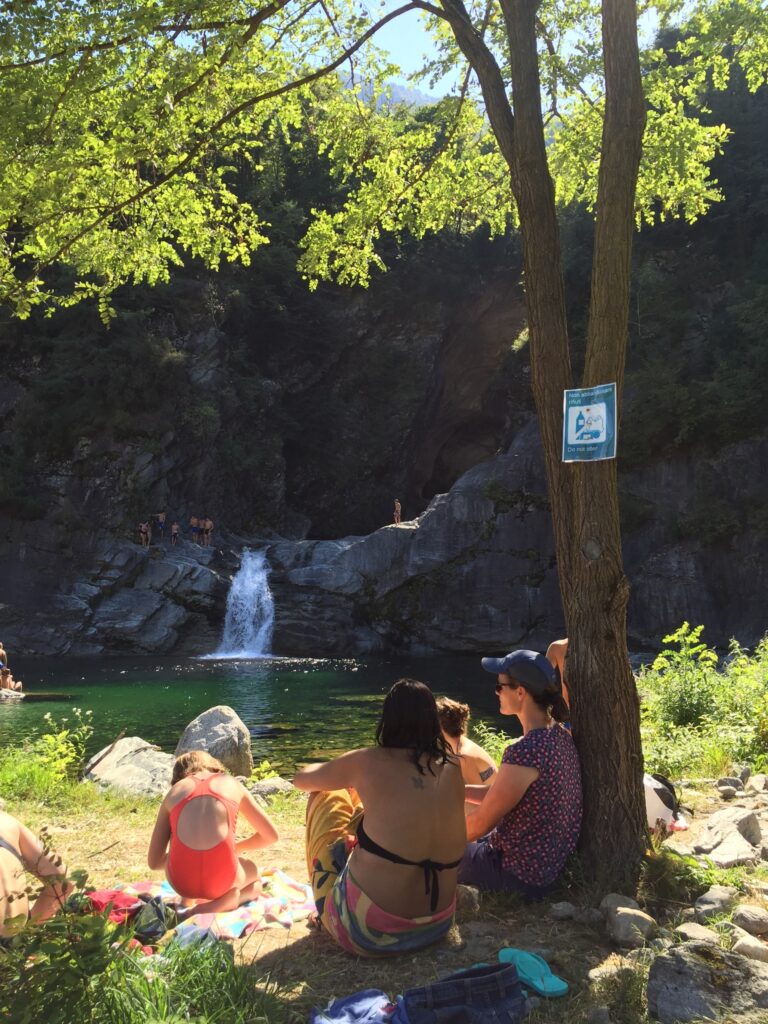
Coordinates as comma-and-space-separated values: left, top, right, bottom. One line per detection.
356, 818, 462, 913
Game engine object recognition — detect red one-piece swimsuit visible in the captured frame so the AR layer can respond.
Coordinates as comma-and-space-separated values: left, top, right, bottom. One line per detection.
167, 776, 241, 900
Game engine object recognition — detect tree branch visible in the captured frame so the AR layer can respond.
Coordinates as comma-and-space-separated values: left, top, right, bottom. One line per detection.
20, 2, 423, 278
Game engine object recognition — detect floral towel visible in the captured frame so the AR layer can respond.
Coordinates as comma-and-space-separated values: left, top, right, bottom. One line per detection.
119, 868, 314, 944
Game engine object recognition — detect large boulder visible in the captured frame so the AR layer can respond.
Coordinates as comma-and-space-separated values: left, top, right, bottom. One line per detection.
647, 941, 768, 1023
84, 736, 174, 797
175, 705, 253, 777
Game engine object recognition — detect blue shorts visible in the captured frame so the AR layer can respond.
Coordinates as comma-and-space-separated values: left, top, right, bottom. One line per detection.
458, 839, 551, 899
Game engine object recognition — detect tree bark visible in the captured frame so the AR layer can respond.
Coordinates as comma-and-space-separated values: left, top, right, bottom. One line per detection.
499, 0, 648, 888
435, 0, 648, 888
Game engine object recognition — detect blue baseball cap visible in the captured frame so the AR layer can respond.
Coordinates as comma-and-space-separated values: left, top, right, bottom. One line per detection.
481, 649, 556, 697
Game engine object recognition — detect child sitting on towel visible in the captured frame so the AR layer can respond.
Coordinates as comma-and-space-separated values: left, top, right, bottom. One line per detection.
148, 750, 279, 916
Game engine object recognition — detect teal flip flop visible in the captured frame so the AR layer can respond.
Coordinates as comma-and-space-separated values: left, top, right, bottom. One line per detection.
497, 948, 569, 997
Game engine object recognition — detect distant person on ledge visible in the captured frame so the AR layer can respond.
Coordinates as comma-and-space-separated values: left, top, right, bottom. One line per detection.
293, 679, 465, 956
0, 669, 22, 692
148, 750, 279, 915
459, 650, 581, 897
393, 498, 401, 524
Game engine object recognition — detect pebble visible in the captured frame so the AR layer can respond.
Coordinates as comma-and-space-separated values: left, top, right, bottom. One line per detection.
550, 901, 576, 921
587, 1007, 612, 1024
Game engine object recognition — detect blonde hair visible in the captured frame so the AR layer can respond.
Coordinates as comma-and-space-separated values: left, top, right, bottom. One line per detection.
436, 697, 470, 738
172, 749, 227, 785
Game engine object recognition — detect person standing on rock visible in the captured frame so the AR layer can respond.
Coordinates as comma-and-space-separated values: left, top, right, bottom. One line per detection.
0, 642, 8, 670
204, 516, 214, 548
138, 520, 151, 548
189, 515, 199, 544
155, 511, 167, 542
148, 750, 279, 917
393, 498, 401, 525
171, 521, 180, 546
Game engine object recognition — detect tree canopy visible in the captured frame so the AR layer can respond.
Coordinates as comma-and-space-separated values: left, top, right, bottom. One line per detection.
1, 0, 765, 319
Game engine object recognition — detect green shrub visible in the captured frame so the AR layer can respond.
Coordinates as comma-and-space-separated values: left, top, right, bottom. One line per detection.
640, 624, 768, 778
0, 901, 285, 1024
470, 721, 515, 763
0, 708, 93, 805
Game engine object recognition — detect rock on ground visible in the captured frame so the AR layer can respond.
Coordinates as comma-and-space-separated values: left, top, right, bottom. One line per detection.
84, 736, 174, 797
734, 905, 768, 936
707, 831, 760, 868
733, 935, 768, 964
694, 807, 761, 854
647, 941, 768, 1024
695, 884, 738, 923
606, 907, 657, 949
175, 705, 254, 777
674, 922, 720, 944
599, 893, 640, 915
249, 777, 294, 797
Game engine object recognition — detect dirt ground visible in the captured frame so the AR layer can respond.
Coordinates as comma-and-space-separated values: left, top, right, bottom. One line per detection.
13, 789, 657, 1024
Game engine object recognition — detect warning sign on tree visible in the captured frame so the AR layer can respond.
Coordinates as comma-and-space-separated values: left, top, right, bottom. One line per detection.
562, 382, 617, 463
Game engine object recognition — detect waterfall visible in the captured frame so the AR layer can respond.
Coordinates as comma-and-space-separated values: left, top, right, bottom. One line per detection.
215, 549, 275, 658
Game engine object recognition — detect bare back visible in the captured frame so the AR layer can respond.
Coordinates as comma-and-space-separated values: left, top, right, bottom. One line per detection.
349, 748, 466, 916
166, 773, 241, 851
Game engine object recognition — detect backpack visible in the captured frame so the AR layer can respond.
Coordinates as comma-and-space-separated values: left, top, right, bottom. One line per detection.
132, 894, 179, 944
644, 772, 689, 832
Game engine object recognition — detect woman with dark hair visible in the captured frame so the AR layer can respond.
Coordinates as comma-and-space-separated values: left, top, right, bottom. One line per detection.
293, 679, 465, 956
459, 650, 582, 897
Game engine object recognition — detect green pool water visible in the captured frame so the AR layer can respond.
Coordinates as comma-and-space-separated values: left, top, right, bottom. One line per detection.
4, 655, 513, 774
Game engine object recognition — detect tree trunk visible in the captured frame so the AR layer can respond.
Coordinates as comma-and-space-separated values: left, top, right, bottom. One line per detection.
501, 0, 648, 889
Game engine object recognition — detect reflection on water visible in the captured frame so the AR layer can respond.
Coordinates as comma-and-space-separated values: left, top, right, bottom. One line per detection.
5, 654, 512, 774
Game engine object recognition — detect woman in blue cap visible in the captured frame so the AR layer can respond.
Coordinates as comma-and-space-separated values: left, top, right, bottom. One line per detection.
459, 650, 582, 896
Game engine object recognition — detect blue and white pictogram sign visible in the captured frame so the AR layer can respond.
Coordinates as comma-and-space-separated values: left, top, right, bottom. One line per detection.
562, 382, 617, 462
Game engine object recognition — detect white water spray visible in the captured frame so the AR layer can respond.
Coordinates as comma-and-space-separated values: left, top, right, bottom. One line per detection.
215, 549, 275, 658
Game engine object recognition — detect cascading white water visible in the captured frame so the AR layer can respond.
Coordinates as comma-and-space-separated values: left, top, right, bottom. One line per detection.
215, 549, 275, 658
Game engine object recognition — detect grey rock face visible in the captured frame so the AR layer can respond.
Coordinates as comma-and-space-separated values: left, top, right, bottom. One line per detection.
648, 941, 768, 1023
175, 705, 253, 777
84, 736, 174, 797
695, 884, 738, 923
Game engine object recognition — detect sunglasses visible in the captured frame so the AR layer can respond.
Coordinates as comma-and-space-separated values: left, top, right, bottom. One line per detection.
495, 681, 518, 693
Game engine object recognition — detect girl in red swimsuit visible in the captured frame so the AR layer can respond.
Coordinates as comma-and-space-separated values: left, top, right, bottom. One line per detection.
148, 750, 279, 915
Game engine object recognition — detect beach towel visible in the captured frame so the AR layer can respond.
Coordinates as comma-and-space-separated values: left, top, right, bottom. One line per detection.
118, 868, 314, 945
